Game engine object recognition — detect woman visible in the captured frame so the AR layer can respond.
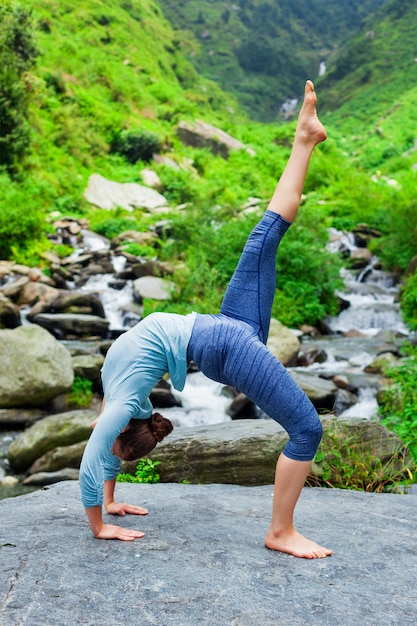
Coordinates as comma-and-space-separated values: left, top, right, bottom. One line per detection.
80, 81, 332, 559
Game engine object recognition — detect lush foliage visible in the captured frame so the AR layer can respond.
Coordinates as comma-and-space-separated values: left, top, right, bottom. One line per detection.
117, 458, 161, 484
379, 345, 417, 462
307, 420, 415, 492
0, 2, 38, 169
1, 0, 416, 331
400, 273, 417, 331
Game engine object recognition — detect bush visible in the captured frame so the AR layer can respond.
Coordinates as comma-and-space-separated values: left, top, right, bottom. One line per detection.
379, 345, 417, 462
401, 272, 417, 331
110, 129, 161, 164
0, 175, 45, 260
0, 3, 38, 170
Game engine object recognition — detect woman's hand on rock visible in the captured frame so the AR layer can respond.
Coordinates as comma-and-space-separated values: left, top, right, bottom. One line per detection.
105, 501, 149, 517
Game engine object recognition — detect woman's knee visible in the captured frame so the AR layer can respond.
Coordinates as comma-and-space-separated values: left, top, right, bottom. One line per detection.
285, 413, 323, 461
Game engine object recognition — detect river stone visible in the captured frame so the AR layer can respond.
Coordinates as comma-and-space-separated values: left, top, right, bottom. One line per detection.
71, 354, 105, 386
33, 313, 109, 337
121, 418, 413, 486
0, 275, 29, 299
133, 276, 176, 300
0, 325, 74, 409
7, 409, 96, 472
266, 318, 300, 366
84, 173, 168, 211
288, 370, 337, 407
28, 441, 87, 474
364, 352, 398, 374
23, 468, 80, 486
0, 408, 47, 427
0, 293, 21, 328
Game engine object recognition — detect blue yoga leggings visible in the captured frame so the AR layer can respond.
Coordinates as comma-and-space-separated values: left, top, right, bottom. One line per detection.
187, 210, 322, 461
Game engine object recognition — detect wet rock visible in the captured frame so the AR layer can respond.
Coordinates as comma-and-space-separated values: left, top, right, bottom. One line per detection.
33, 313, 109, 338
226, 393, 257, 419
349, 247, 373, 268
364, 352, 398, 374
0, 325, 73, 409
0, 293, 21, 328
297, 347, 327, 367
150, 380, 182, 409
333, 388, 358, 414
71, 354, 105, 389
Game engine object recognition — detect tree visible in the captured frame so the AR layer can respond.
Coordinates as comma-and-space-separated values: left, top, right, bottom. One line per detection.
0, 2, 38, 170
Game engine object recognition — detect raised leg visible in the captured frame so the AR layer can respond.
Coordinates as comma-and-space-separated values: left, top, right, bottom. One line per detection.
267, 80, 327, 223
264, 82, 331, 559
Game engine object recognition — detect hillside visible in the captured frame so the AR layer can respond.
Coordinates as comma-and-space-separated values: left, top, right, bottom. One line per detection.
0, 0, 416, 330
157, 0, 388, 121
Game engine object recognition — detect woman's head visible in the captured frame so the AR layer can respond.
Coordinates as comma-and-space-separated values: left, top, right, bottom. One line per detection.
114, 412, 173, 461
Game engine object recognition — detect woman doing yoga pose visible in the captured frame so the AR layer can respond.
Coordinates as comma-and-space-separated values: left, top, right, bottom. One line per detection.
80, 81, 332, 559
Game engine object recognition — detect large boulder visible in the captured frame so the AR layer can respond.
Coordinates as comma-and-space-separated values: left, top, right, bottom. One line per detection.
122, 418, 412, 486
177, 120, 255, 159
32, 313, 109, 338
266, 318, 300, 366
0, 325, 74, 409
7, 409, 96, 472
84, 174, 168, 212
133, 276, 176, 301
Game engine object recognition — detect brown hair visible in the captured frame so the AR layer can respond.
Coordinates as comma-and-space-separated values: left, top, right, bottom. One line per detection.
115, 413, 173, 462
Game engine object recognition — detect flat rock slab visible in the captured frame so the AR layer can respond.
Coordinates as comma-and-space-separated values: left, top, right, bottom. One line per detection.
0, 482, 416, 626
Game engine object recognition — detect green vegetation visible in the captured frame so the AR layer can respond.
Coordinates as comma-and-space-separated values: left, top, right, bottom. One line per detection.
0, 0, 415, 329
117, 458, 161, 484
66, 376, 93, 409
379, 345, 417, 462
0, 2, 38, 170
158, 0, 387, 121
308, 420, 415, 492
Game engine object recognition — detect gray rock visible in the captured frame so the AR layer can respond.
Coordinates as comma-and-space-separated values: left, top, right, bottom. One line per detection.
288, 370, 338, 408
28, 441, 87, 475
0, 482, 416, 625
178, 119, 255, 158
71, 354, 105, 386
23, 468, 79, 486
266, 318, 300, 366
7, 409, 96, 472
0, 325, 74, 409
133, 276, 176, 300
33, 313, 109, 337
84, 173, 168, 211
0, 408, 47, 428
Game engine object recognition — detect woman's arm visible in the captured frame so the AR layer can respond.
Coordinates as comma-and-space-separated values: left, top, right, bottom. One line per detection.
104, 478, 149, 517
85, 505, 145, 541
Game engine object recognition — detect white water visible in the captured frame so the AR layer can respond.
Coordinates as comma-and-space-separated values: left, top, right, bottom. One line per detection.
159, 372, 232, 427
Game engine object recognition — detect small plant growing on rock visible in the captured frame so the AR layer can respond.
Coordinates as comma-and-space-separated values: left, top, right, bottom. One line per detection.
117, 458, 161, 484
67, 376, 93, 409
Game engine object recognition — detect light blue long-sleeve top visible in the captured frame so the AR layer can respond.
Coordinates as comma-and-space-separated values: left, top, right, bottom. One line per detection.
79, 311, 196, 508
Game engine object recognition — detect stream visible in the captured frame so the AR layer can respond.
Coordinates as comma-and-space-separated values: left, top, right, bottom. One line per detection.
78, 226, 409, 426
0, 225, 410, 498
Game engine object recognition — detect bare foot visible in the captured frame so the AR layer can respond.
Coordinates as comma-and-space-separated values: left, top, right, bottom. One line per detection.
295, 80, 327, 147
265, 526, 332, 559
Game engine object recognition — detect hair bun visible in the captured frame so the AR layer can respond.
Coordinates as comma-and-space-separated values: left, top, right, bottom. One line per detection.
150, 412, 173, 443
